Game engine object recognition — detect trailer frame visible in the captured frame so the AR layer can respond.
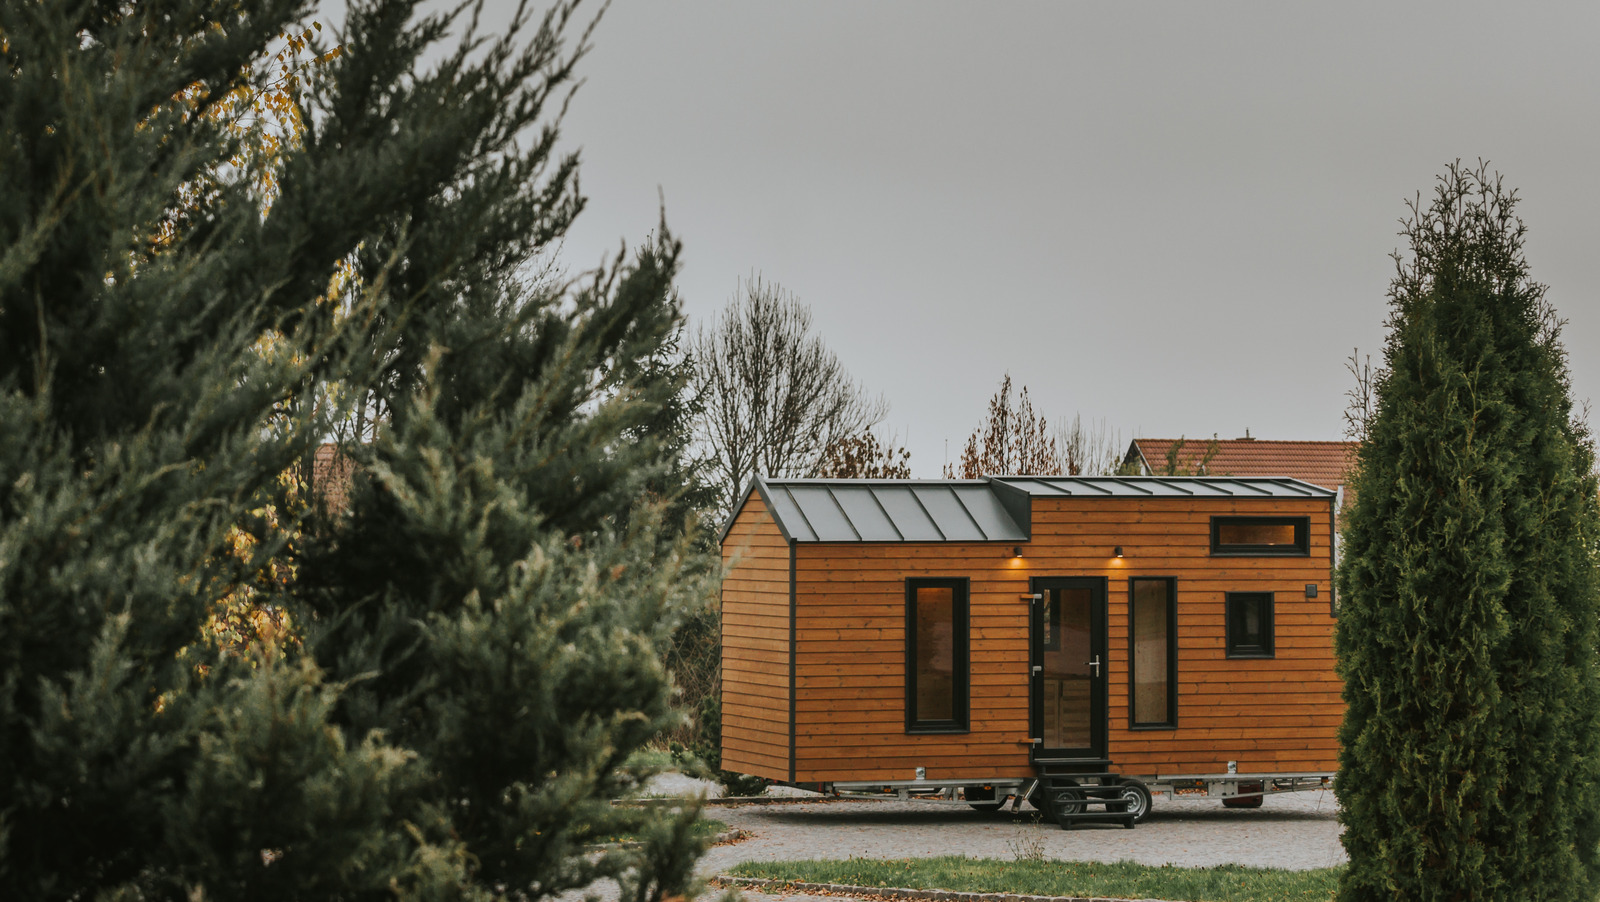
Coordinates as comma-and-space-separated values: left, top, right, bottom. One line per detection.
814, 770, 1333, 822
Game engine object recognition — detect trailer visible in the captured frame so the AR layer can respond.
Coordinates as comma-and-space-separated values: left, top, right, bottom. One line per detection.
816, 770, 1332, 827
719, 476, 1343, 829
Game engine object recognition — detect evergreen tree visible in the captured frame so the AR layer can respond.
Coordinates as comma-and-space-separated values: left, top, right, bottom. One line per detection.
1335, 162, 1600, 901
1, 1, 711, 899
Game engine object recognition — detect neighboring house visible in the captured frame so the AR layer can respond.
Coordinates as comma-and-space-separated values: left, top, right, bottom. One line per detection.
312, 442, 356, 514
1123, 436, 1357, 501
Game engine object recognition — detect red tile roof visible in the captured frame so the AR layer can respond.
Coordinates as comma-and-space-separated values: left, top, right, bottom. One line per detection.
1128, 438, 1357, 492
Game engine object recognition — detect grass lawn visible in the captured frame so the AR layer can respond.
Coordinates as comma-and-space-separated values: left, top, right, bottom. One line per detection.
728, 855, 1340, 902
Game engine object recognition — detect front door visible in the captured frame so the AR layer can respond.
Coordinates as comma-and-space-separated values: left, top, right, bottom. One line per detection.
1030, 577, 1108, 761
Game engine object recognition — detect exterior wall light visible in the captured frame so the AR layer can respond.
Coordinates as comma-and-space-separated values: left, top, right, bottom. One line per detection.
1114, 546, 1124, 558
1012, 546, 1024, 558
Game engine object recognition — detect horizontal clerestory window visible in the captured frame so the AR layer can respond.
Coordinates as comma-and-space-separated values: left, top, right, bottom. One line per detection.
1210, 516, 1310, 557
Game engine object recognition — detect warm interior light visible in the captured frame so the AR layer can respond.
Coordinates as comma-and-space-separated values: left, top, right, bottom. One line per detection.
1114, 546, 1124, 558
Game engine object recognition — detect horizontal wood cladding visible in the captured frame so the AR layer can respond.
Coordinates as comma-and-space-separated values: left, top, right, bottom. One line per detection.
788, 495, 1342, 783
720, 493, 791, 781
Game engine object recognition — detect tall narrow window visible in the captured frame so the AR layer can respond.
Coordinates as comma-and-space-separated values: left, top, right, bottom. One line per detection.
1226, 592, 1275, 658
1129, 578, 1177, 728
905, 578, 969, 732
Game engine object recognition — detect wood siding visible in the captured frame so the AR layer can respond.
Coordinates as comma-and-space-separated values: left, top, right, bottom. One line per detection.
719, 493, 792, 780
781, 496, 1341, 783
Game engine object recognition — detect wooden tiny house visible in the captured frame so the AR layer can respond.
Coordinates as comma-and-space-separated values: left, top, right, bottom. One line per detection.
719, 476, 1342, 825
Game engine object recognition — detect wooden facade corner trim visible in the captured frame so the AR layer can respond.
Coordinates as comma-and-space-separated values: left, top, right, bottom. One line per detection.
788, 537, 797, 783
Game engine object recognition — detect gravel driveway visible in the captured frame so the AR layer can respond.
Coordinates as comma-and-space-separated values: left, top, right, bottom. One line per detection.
562, 785, 1345, 902
703, 790, 1346, 875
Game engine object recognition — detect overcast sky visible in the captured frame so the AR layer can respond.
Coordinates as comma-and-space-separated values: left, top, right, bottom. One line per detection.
536, 1, 1600, 477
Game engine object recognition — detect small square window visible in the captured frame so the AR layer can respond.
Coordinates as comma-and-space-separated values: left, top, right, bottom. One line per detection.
1225, 592, 1274, 658
1210, 516, 1309, 556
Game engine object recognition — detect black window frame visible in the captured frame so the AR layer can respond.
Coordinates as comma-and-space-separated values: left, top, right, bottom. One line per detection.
1225, 591, 1275, 658
904, 577, 970, 733
1128, 577, 1178, 730
1210, 516, 1310, 557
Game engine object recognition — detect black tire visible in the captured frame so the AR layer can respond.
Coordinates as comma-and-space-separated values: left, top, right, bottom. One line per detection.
1045, 781, 1085, 828
1115, 779, 1153, 824
964, 785, 1006, 814
1222, 781, 1265, 809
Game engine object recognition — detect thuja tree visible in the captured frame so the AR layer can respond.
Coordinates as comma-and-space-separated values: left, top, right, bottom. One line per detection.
1335, 162, 1600, 901
0, 1, 710, 899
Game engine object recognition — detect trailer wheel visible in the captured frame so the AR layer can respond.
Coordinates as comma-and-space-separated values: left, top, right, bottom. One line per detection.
1051, 788, 1085, 827
1222, 781, 1265, 809
1115, 780, 1152, 824
963, 785, 1006, 814
1043, 780, 1085, 827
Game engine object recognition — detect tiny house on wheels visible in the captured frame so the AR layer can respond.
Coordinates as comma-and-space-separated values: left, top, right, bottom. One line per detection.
718, 476, 1342, 828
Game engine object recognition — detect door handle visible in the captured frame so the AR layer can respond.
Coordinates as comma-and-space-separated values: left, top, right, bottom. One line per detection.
1031, 665, 1042, 675
1086, 655, 1101, 678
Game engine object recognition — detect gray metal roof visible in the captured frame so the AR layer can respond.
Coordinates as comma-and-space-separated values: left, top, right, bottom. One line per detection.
750, 479, 1030, 544
722, 475, 1331, 545
991, 475, 1335, 499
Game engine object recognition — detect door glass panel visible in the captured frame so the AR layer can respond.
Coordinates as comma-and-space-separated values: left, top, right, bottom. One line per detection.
1041, 588, 1092, 749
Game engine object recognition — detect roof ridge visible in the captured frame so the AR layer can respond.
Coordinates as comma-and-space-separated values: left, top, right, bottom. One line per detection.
1136, 438, 1356, 445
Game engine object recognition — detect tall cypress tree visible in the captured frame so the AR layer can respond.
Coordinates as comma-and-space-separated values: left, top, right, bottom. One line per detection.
1, 1, 711, 898
1335, 162, 1600, 901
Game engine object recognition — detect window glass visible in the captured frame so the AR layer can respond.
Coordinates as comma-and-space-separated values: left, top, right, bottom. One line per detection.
1226, 592, 1274, 657
914, 587, 954, 722
1131, 578, 1175, 727
906, 578, 968, 731
1211, 516, 1310, 556
1217, 521, 1297, 546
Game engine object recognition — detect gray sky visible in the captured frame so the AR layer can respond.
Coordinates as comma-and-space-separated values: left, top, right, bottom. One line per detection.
544, 1, 1600, 476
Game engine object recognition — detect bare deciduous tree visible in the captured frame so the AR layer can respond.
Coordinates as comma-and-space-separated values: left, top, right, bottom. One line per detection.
816, 430, 912, 479
1344, 348, 1379, 443
1052, 414, 1124, 476
945, 374, 1060, 478
691, 277, 886, 514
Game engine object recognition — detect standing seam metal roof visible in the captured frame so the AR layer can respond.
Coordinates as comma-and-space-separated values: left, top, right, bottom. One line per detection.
991, 475, 1331, 498
725, 475, 1331, 545
758, 480, 1029, 544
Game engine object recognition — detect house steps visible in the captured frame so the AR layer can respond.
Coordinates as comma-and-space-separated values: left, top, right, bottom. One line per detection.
1032, 763, 1137, 829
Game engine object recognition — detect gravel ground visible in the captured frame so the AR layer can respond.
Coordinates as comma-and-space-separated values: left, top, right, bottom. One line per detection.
637, 773, 817, 801
570, 785, 1343, 902
703, 790, 1346, 874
